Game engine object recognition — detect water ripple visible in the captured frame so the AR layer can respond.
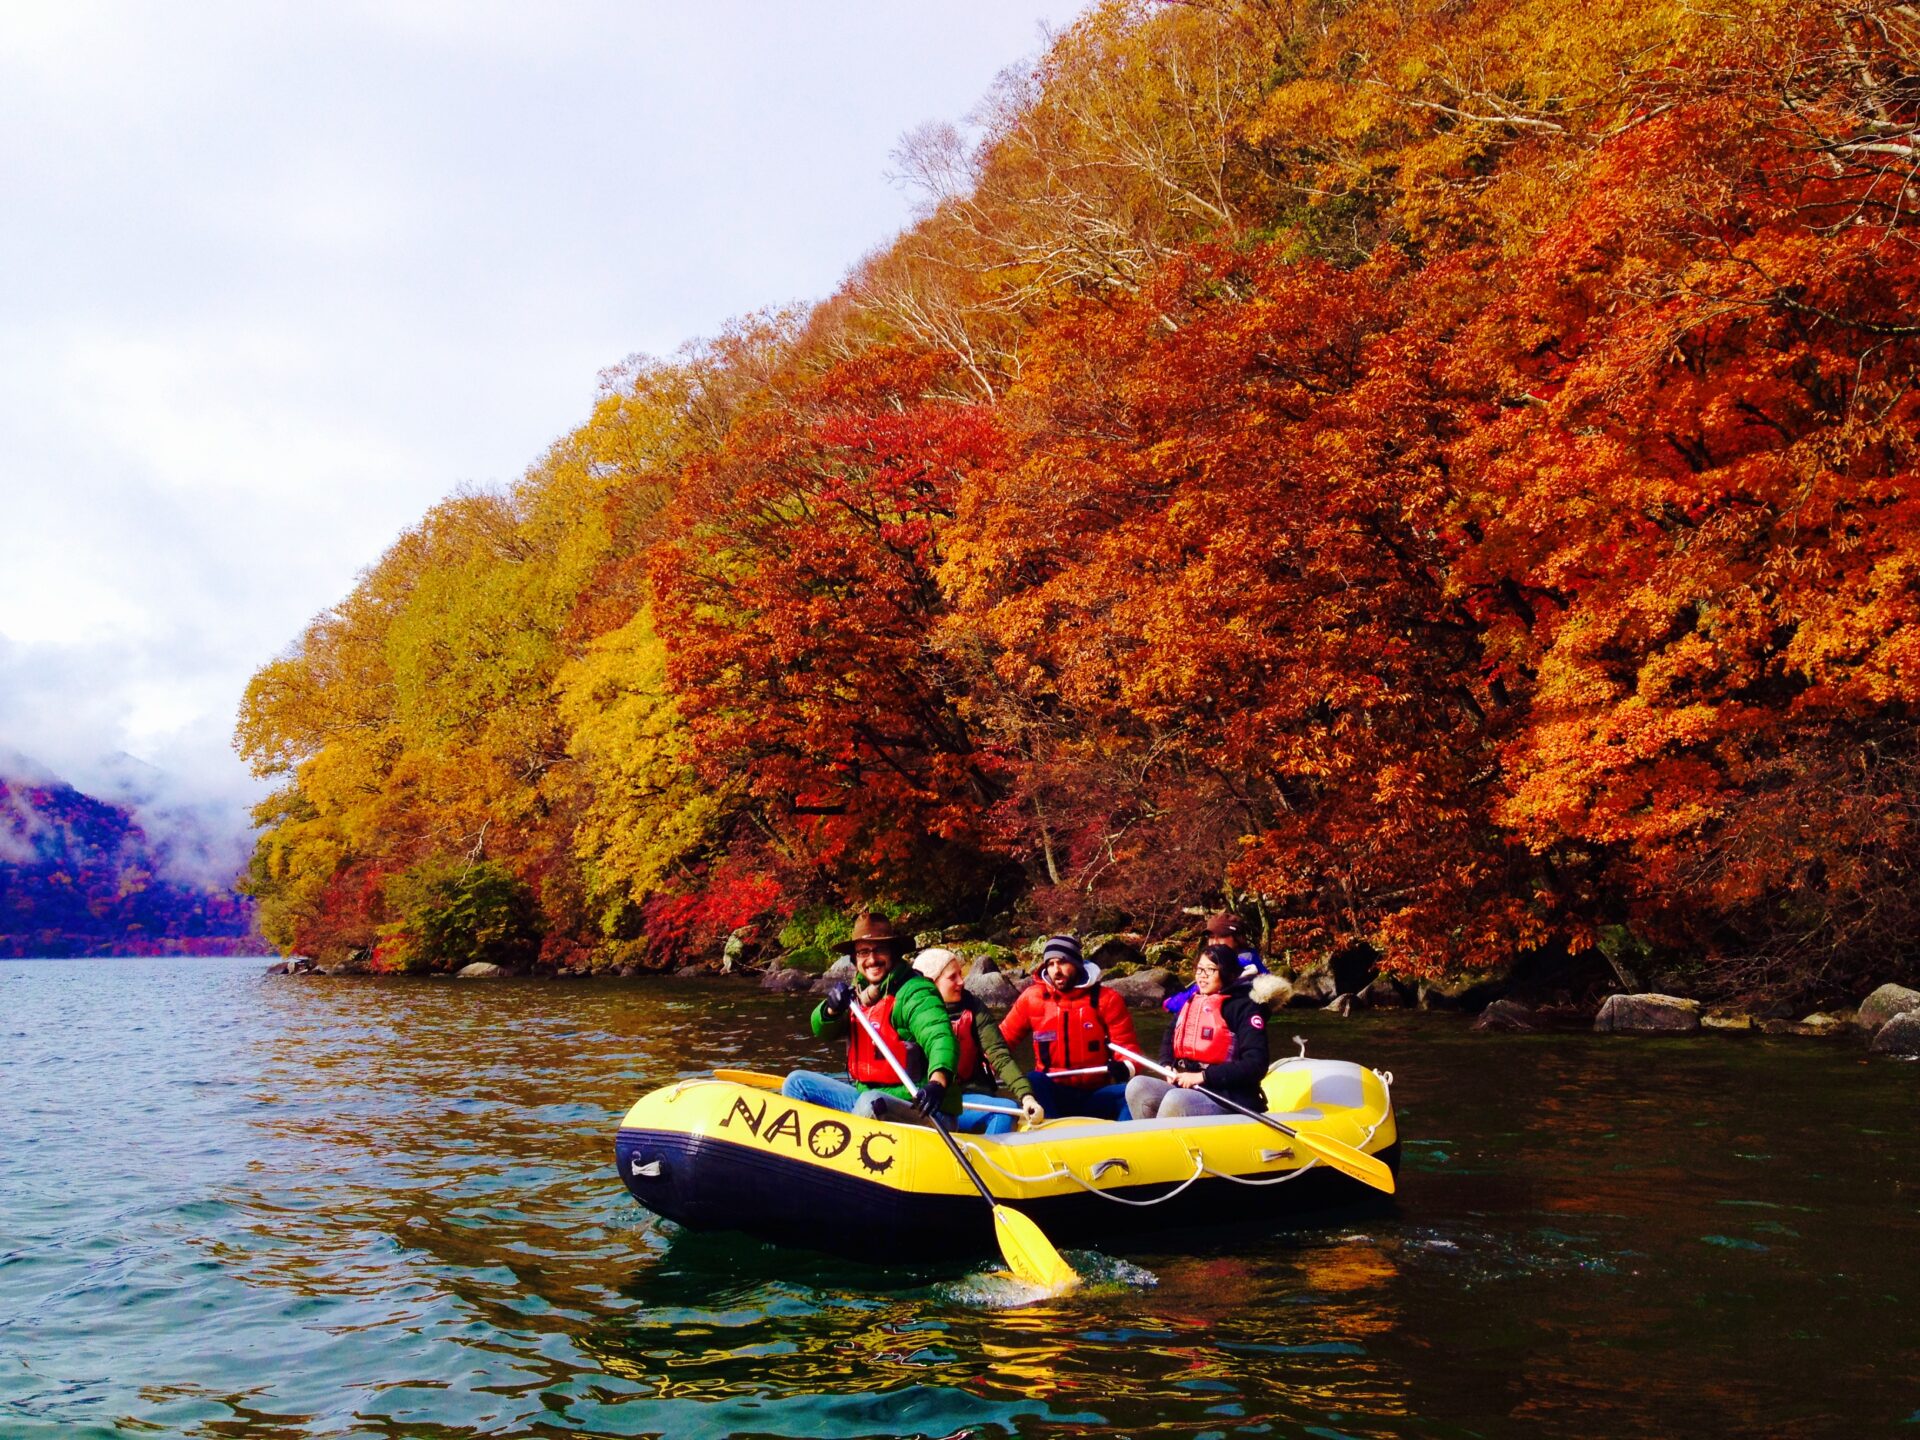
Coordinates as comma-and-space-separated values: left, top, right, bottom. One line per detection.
1, 959, 1916, 1438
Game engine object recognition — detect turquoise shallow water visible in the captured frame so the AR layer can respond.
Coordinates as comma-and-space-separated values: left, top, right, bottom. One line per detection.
0, 957, 1915, 1439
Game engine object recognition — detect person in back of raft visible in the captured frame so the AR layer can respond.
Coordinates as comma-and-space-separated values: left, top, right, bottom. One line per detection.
1163, 910, 1269, 1018
778, 912, 961, 1124
998, 934, 1142, 1122
909, 947, 1046, 1135
1126, 942, 1271, 1120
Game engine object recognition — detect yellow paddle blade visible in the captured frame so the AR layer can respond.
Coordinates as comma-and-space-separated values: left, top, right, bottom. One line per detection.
1292, 1129, 1396, 1195
993, 1204, 1079, 1293
711, 1068, 784, 1089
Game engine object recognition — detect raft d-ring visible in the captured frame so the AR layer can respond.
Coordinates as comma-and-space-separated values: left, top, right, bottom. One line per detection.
1259, 1147, 1295, 1163
1293, 1035, 1309, 1059
1090, 1158, 1131, 1182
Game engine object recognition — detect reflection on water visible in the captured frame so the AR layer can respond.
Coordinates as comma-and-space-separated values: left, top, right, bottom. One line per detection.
1, 958, 1916, 1438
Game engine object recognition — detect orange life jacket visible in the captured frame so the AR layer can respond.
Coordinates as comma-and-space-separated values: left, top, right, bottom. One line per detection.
1172, 991, 1234, 1066
1028, 986, 1116, 1086
846, 993, 911, 1084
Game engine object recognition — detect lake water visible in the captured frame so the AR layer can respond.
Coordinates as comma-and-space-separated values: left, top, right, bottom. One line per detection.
1, 956, 1915, 1438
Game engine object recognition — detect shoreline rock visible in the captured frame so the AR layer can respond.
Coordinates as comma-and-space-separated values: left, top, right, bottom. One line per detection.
1594, 993, 1701, 1035
1868, 1011, 1920, 1055
1857, 984, 1920, 1035
1104, 966, 1172, 1007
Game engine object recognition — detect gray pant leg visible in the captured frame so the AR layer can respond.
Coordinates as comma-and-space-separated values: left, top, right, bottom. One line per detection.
1125, 1075, 1172, 1119
1158, 1087, 1230, 1119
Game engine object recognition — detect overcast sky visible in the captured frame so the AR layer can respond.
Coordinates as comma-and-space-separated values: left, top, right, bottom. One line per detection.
0, 1, 1087, 843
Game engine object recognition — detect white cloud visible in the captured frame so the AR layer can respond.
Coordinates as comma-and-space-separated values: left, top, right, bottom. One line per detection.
0, 0, 1090, 854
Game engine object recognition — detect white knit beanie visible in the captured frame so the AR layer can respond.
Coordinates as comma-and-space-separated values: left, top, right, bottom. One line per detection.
912, 947, 961, 981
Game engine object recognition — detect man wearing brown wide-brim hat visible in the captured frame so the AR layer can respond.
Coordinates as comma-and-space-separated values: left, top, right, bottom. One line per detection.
779, 910, 962, 1123
833, 911, 909, 959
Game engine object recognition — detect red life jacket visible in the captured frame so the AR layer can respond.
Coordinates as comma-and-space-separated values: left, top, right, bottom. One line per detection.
1028, 986, 1116, 1088
950, 1007, 986, 1086
846, 993, 911, 1084
1172, 991, 1234, 1066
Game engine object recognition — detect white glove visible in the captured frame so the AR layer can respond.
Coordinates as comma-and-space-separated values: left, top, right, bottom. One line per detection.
1019, 1093, 1046, 1126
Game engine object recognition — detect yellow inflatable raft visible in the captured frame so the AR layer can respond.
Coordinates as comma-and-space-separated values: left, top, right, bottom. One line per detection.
614, 1057, 1397, 1257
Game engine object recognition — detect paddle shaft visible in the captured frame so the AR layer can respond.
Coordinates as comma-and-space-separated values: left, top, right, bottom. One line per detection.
847, 998, 997, 1207
1110, 1041, 1307, 1142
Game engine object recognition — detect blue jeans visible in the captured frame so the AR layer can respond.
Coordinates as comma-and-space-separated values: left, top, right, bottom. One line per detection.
953, 1100, 1018, 1136
1026, 1071, 1130, 1121
779, 1070, 891, 1118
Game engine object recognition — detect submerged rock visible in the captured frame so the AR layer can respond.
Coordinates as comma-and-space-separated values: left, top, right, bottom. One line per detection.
1471, 999, 1541, 1033
456, 962, 504, 979
1857, 984, 1920, 1034
1868, 1011, 1920, 1056
1594, 993, 1701, 1034
1701, 1011, 1755, 1033
759, 966, 812, 993
1794, 1012, 1850, 1035
1104, 966, 1172, 1006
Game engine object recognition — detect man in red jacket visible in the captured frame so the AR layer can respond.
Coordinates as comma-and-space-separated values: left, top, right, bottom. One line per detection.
998, 934, 1142, 1121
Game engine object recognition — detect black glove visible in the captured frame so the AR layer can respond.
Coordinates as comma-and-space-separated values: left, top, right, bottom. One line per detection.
913, 1077, 947, 1117
1107, 1059, 1130, 1086
822, 981, 854, 1017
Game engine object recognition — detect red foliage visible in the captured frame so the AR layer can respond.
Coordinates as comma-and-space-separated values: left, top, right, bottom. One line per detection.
650, 346, 1012, 905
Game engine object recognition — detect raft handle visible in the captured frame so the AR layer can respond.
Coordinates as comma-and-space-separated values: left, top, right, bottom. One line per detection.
631, 1157, 663, 1179
1090, 1158, 1131, 1182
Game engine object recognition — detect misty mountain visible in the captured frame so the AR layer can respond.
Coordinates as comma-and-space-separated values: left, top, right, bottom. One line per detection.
0, 752, 255, 958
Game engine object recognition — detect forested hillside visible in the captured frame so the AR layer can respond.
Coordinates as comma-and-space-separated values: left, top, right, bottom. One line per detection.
236, 0, 1920, 1003
0, 764, 254, 957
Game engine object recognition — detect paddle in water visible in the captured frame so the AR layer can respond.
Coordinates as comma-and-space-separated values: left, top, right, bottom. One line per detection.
849, 998, 1080, 1293
1110, 1042, 1395, 1195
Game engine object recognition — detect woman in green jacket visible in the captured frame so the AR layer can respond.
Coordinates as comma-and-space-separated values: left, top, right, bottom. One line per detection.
910, 947, 1046, 1135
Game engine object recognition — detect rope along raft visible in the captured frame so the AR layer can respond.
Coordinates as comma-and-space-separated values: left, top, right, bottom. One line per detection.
613, 1055, 1399, 1258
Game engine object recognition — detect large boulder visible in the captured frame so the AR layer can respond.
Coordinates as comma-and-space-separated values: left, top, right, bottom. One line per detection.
1417, 972, 1505, 1011
456, 962, 505, 979
962, 944, 1018, 979
1325, 993, 1354, 1017
1361, 975, 1410, 1009
1288, 969, 1338, 1007
1472, 999, 1542, 1033
760, 966, 813, 993
964, 970, 1020, 1009
1085, 933, 1148, 973
1857, 984, 1920, 1034
811, 958, 857, 994
1144, 939, 1188, 970
1103, 966, 1173, 1007
1593, 993, 1701, 1034
1868, 1011, 1920, 1056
